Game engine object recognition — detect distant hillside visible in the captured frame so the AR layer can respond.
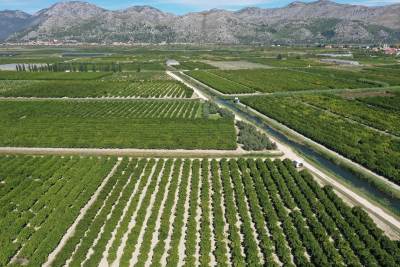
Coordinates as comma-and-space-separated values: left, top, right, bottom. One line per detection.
1, 0, 400, 44
0, 10, 33, 41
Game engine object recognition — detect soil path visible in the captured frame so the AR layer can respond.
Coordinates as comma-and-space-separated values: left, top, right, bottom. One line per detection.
43, 159, 122, 267
166, 71, 208, 100
174, 71, 400, 239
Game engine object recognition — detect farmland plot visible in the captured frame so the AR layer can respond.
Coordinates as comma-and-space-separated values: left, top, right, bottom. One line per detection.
298, 93, 400, 136
0, 80, 193, 98
0, 100, 236, 149
188, 68, 380, 94
0, 155, 117, 267
103, 72, 172, 82
242, 95, 400, 184
356, 91, 400, 112
3, 156, 398, 267
0, 71, 110, 80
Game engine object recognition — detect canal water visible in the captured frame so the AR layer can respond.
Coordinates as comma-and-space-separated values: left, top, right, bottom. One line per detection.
220, 98, 400, 215
0, 64, 47, 71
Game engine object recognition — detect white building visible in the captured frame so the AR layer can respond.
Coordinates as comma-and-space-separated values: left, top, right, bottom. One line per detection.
166, 59, 180, 66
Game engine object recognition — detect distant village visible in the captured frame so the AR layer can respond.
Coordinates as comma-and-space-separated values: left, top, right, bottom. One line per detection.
321, 43, 400, 56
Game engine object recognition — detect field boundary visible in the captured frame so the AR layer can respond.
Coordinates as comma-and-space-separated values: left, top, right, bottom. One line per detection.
0, 147, 283, 158
179, 69, 400, 97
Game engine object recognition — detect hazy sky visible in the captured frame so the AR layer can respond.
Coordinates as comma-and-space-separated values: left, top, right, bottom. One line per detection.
1, 0, 399, 14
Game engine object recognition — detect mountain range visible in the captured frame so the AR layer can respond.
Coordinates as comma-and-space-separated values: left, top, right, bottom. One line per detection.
1, 0, 400, 44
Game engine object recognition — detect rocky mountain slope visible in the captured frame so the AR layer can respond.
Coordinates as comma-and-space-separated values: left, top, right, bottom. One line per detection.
0, 10, 33, 41
1, 0, 400, 44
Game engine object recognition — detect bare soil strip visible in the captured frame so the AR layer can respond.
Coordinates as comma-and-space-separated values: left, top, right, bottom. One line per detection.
112, 161, 159, 266
159, 162, 185, 266
207, 161, 217, 267
216, 166, 234, 265
82, 161, 137, 265
128, 161, 170, 266
194, 165, 202, 266
44, 159, 122, 267
99, 161, 150, 266
144, 160, 177, 267
178, 161, 192, 267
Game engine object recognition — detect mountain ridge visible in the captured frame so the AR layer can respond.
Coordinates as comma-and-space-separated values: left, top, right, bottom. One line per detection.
1, 0, 400, 44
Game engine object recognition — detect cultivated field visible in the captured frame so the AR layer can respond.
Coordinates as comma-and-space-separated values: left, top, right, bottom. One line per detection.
0, 80, 193, 98
0, 71, 110, 80
188, 67, 400, 94
241, 92, 400, 184
200, 60, 270, 70
2, 156, 398, 267
0, 100, 236, 149
174, 61, 217, 70
0, 155, 117, 267
103, 72, 173, 82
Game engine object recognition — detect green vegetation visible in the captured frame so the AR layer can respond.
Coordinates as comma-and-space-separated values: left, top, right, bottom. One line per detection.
242, 95, 400, 184
0, 71, 110, 80
0, 100, 236, 149
103, 71, 172, 81
237, 121, 277, 151
188, 70, 254, 94
3, 157, 397, 266
302, 67, 400, 87
248, 57, 325, 67
357, 91, 400, 112
189, 68, 379, 94
0, 80, 193, 98
0, 155, 117, 266
1, 46, 399, 267
175, 61, 217, 70
298, 93, 400, 136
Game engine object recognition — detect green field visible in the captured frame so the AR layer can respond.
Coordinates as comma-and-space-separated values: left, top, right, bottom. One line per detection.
298, 93, 400, 136
356, 91, 400, 112
0, 155, 118, 267
0, 71, 110, 80
188, 68, 381, 94
302, 67, 400, 87
175, 61, 217, 70
188, 70, 254, 94
2, 156, 398, 267
242, 94, 400, 184
103, 71, 172, 81
0, 100, 236, 149
0, 80, 193, 98
247, 57, 327, 67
